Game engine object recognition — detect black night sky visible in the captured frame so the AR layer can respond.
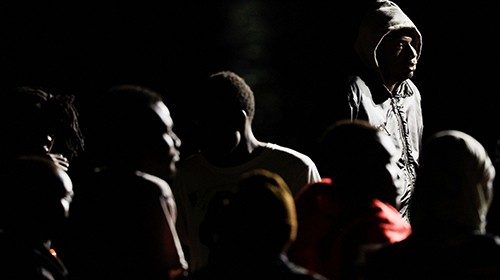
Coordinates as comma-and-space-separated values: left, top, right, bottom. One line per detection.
2, 1, 499, 187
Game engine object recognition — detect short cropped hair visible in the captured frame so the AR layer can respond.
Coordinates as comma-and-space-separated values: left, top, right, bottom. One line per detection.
204, 71, 255, 121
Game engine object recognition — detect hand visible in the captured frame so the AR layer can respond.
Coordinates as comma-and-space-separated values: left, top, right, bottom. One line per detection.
48, 153, 70, 171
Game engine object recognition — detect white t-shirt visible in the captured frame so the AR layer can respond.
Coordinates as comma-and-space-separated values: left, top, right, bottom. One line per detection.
172, 143, 321, 272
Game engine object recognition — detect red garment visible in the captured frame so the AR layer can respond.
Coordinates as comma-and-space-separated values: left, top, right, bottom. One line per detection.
289, 180, 411, 280
371, 198, 411, 243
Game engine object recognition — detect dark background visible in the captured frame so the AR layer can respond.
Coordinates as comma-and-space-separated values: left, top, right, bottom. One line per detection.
2, 1, 498, 156
2, 1, 499, 225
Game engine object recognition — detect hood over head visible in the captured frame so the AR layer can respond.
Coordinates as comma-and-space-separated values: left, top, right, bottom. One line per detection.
410, 130, 496, 235
354, 0, 422, 75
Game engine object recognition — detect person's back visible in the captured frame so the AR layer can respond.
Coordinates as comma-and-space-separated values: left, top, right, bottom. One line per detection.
63, 85, 187, 280
345, 0, 424, 219
173, 70, 321, 272
190, 169, 327, 280
67, 169, 185, 279
288, 120, 411, 280
365, 130, 500, 279
0, 156, 73, 280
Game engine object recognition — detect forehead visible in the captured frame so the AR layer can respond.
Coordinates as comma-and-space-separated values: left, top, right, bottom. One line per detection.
384, 28, 416, 42
151, 101, 173, 128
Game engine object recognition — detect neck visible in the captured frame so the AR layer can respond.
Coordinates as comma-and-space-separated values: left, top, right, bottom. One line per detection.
230, 126, 264, 164
242, 125, 263, 153
379, 69, 402, 93
384, 79, 400, 93
205, 125, 265, 167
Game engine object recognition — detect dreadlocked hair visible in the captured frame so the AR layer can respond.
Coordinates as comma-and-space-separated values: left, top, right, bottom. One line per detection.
43, 93, 85, 160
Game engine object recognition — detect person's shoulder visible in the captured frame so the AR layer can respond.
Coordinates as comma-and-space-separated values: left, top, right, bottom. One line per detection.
134, 171, 173, 197
264, 143, 309, 157
264, 143, 316, 166
94, 168, 170, 198
347, 75, 365, 84
403, 79, 421, 96
346, 75, 368, 90
295, 179, 334, 200
281, 257, 329, 280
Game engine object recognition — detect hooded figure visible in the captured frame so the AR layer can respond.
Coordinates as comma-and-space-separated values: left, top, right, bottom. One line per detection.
410, 130, 495, 237
364, 130, 500, 279
346, 0, 423, 220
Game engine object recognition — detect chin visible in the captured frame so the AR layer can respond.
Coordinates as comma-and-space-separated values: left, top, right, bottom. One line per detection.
406, 70, 415, 79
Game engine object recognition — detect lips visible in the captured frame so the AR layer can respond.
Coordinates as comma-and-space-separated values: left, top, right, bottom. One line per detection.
172, 150, 181, 163
408, 59, 417, 68
405, 61, 416, 71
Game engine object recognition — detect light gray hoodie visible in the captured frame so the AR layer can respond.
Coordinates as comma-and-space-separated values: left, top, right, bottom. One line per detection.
347, 0, 423, 220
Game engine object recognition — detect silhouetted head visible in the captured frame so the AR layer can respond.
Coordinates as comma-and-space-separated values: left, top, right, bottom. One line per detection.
293, 179, 340, 231
89, 85, 181, 179
0, 156, 73, 243
196, 71, 255, 158
410, 130, 496, 236
229, 169, 297, 260
0, 86, 84, 161
319, 119, 401, 208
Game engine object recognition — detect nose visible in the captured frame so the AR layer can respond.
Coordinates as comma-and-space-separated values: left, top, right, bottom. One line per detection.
172, 131, 181, 150
171, 132, 182, 162
405, 43, 418, 60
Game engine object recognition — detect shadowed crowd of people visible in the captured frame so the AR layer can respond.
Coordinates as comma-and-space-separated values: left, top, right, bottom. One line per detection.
0, 1, 499, 279
1, 70, 498, 280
